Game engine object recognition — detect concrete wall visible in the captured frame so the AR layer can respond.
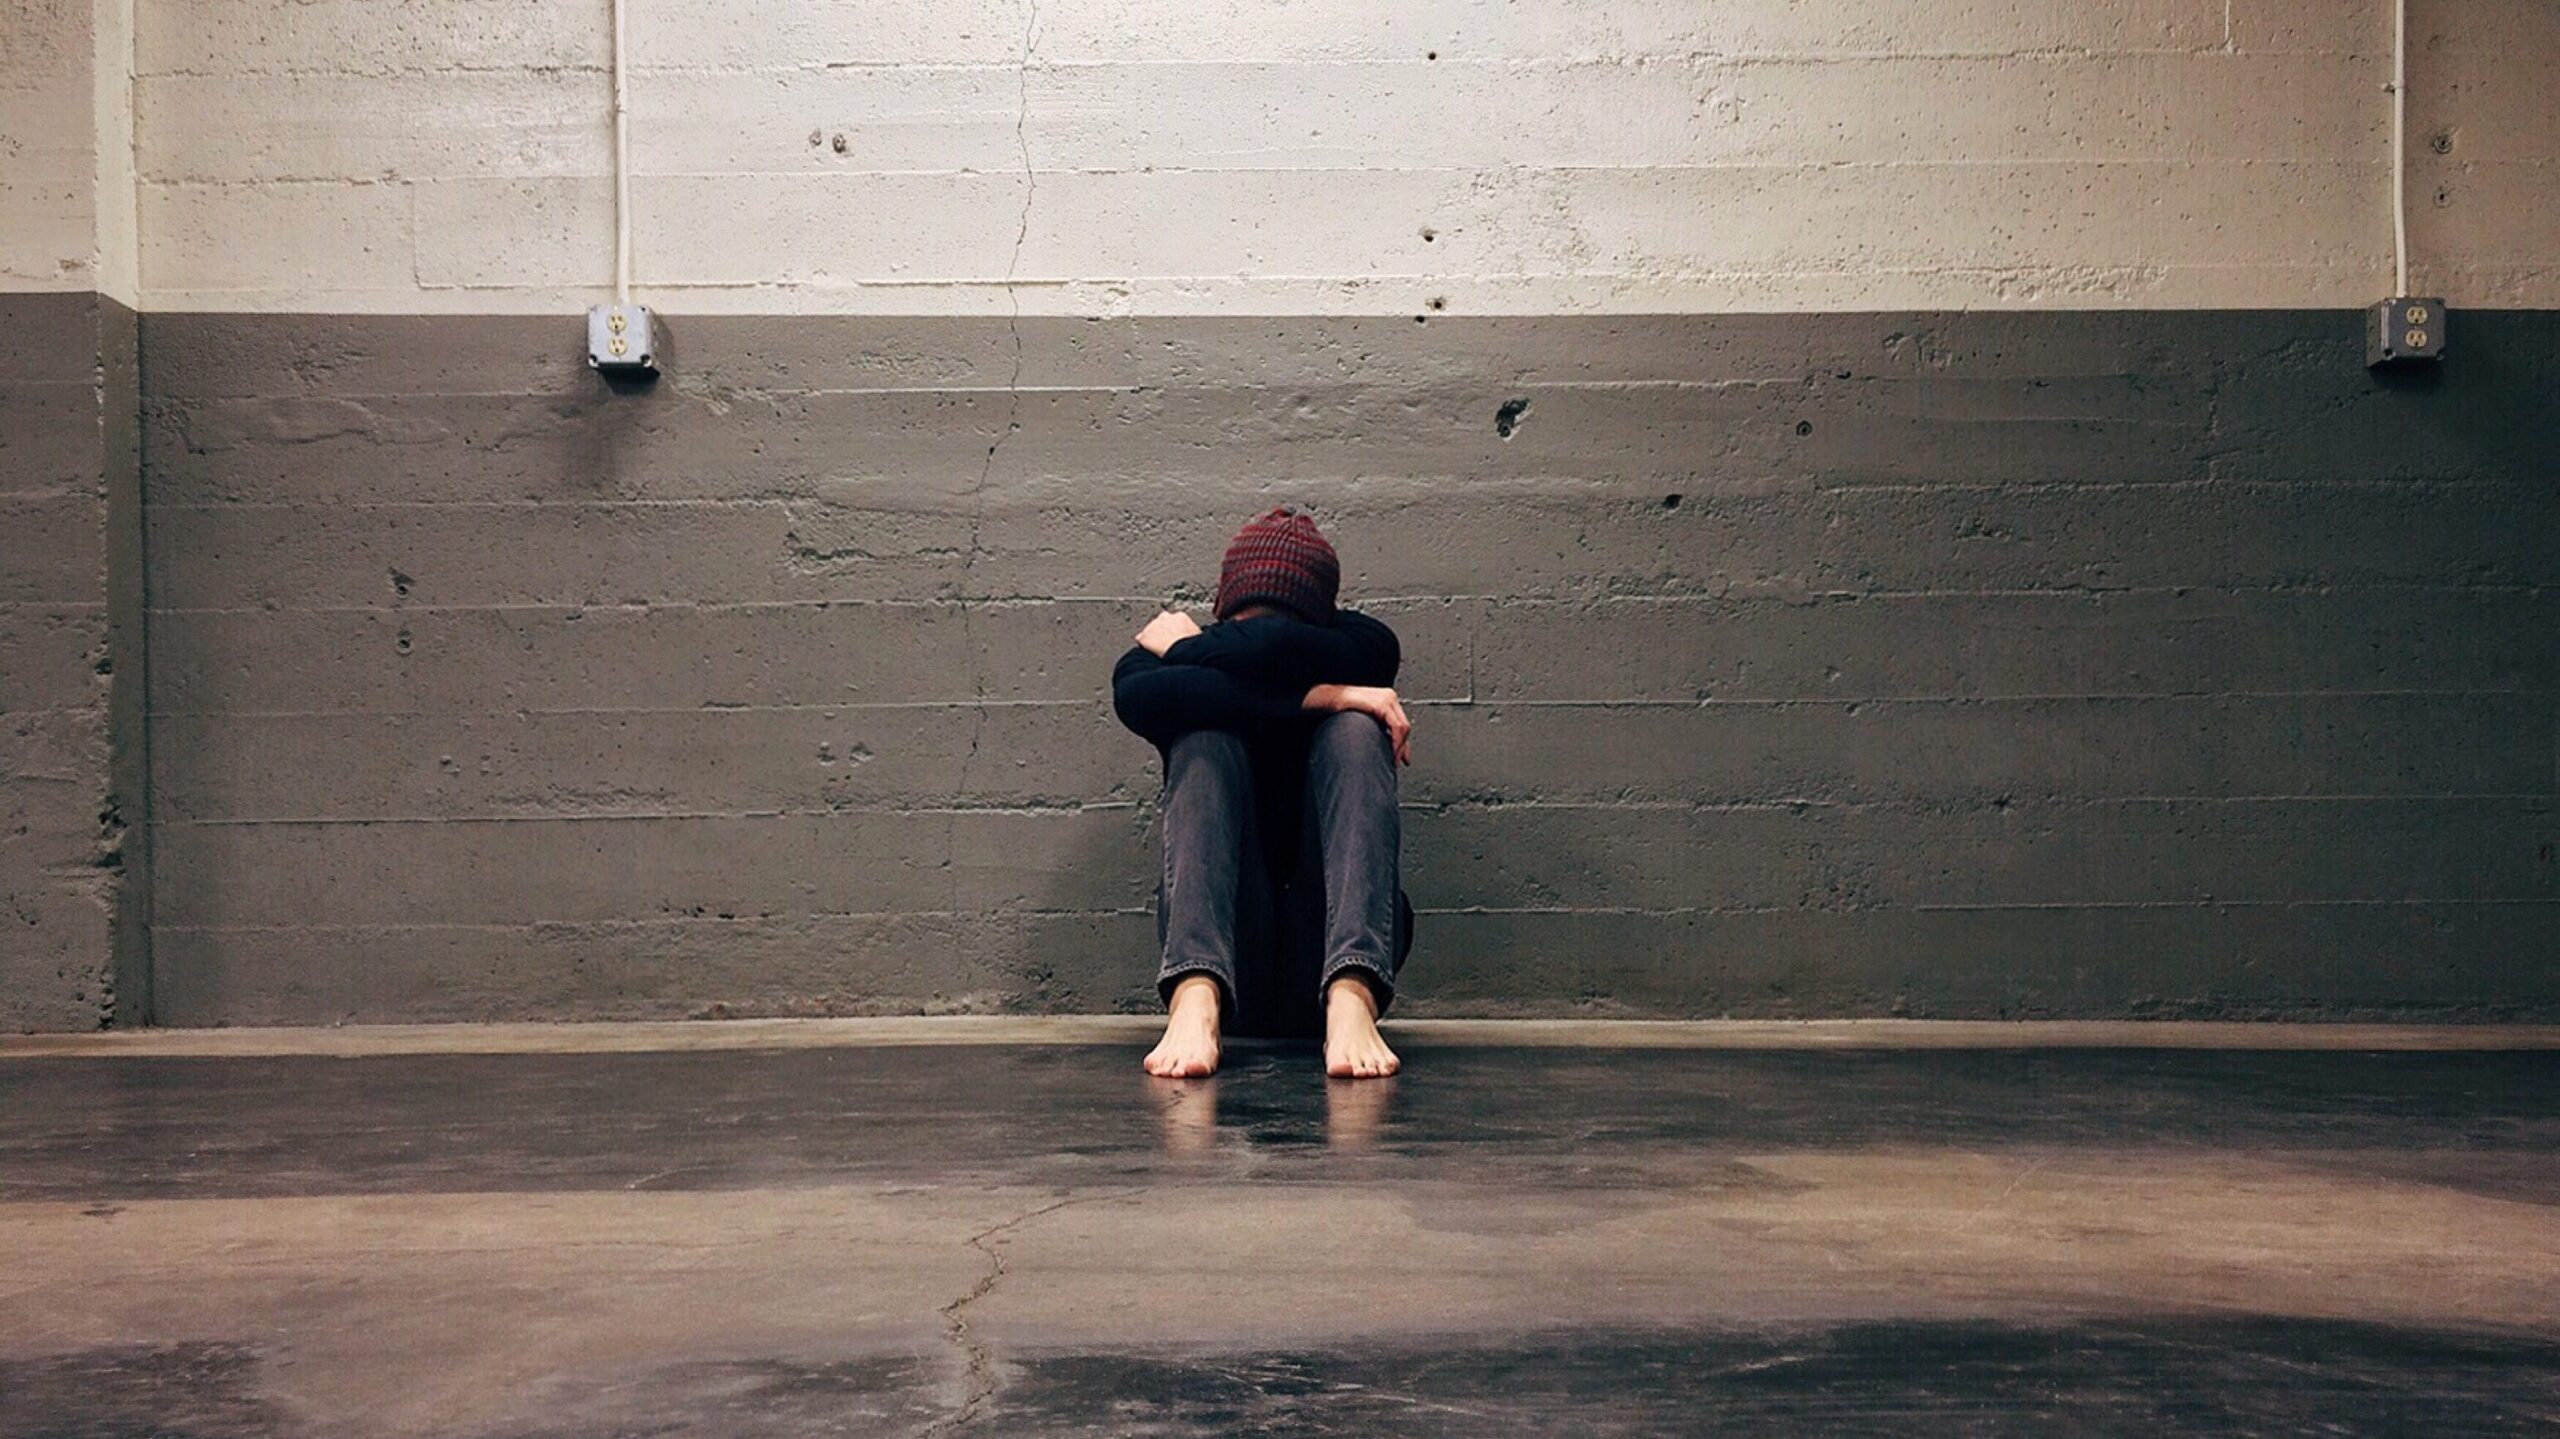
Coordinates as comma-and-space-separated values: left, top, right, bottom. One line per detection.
132, 0, 2560, 312
1, 0, 148, 1030
139, 309, 2560, 1023
12, 0, 2560, 1025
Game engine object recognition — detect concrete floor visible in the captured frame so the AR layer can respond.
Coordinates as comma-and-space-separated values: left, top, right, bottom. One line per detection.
2, 1020, 2556, 1436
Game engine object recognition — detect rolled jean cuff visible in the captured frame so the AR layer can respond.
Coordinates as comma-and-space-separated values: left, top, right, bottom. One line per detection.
1320, 956, 1396, 1014
1158, 962, 1236, 1014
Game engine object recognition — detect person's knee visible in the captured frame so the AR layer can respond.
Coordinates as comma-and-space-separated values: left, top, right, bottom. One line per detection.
1311, 710, 1392, 768
1167, 728, 1251, 780
1167, 727, 1254, 793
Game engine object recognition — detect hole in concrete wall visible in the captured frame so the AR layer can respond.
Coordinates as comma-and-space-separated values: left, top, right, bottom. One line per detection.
395, 627, 413, 656
389, 568, 412, 597
1495, 398, 1530, 439
1420, 227, 1437, 242
94, 800, 125, 870
1662, 493, 1683, 510
1426, 296, 1446, 311
1795, 420, 1813, 436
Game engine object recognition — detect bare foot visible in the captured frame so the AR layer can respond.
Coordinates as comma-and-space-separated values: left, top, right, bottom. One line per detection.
1144, 974, 1222, 1077
1323, 975, 1401, 1078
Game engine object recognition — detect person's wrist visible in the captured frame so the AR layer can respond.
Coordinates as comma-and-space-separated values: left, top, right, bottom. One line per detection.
1302, 683, 1345, 711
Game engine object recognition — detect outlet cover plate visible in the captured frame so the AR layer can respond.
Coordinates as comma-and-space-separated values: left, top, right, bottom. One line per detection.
2367, 297, 2446, 369
587, 304, 659, 375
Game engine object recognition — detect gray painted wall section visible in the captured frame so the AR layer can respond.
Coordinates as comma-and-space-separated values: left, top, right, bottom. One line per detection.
102, 297, 152, 1025
1, 292, 149, 1031
136, 311, 2560, 1024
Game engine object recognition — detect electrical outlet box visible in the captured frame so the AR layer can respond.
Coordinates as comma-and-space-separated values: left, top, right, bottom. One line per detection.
587, 303, 659, 376
2366, 297, 2445, 369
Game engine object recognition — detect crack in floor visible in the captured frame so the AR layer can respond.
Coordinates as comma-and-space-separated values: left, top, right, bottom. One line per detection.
921, 1186, 1141, 1437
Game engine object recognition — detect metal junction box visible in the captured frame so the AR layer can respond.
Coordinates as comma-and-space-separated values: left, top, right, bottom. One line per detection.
2367, 297, 2446, 369
587, 303, 660, 376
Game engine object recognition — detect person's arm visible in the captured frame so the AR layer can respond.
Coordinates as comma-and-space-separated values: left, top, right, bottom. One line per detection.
1160, 610, 1400, 692
1111, 644, 1312, 750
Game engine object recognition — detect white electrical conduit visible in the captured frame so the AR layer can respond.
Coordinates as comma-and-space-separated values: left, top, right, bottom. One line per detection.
611, 0, 633, 305
2391, 0, 2409, 296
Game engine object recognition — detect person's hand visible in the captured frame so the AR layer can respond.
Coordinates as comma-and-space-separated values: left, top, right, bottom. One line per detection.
1305, 684, 1412, 766
1136, 609, 1204, 656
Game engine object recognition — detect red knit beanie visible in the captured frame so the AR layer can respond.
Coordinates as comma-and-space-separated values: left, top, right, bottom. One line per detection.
1213, 505, 1340, 622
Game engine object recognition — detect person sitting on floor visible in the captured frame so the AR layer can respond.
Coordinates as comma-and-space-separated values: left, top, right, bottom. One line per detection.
1110, 505, 1415, 1079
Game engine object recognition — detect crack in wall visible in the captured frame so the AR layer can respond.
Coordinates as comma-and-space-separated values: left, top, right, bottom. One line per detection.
960, 0, 1041, 599
945, 0, 1041, 995
922, 1186, 1136, 1437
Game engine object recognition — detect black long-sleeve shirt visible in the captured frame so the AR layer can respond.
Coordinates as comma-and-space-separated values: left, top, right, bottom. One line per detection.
1111, 610, 1402, 878
1110, 610, 1401, 752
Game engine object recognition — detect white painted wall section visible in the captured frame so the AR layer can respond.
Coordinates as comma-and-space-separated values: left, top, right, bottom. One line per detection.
0, 0, 137, 302
90, 0, 137, 305
114, 0, 2560, 312
1, 0, 102, 290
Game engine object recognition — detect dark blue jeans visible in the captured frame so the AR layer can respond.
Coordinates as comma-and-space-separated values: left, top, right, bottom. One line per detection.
1155, 712, 1413, 1038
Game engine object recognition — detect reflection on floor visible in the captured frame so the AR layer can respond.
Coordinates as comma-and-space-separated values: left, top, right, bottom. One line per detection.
2, 1026, 2554, 1435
